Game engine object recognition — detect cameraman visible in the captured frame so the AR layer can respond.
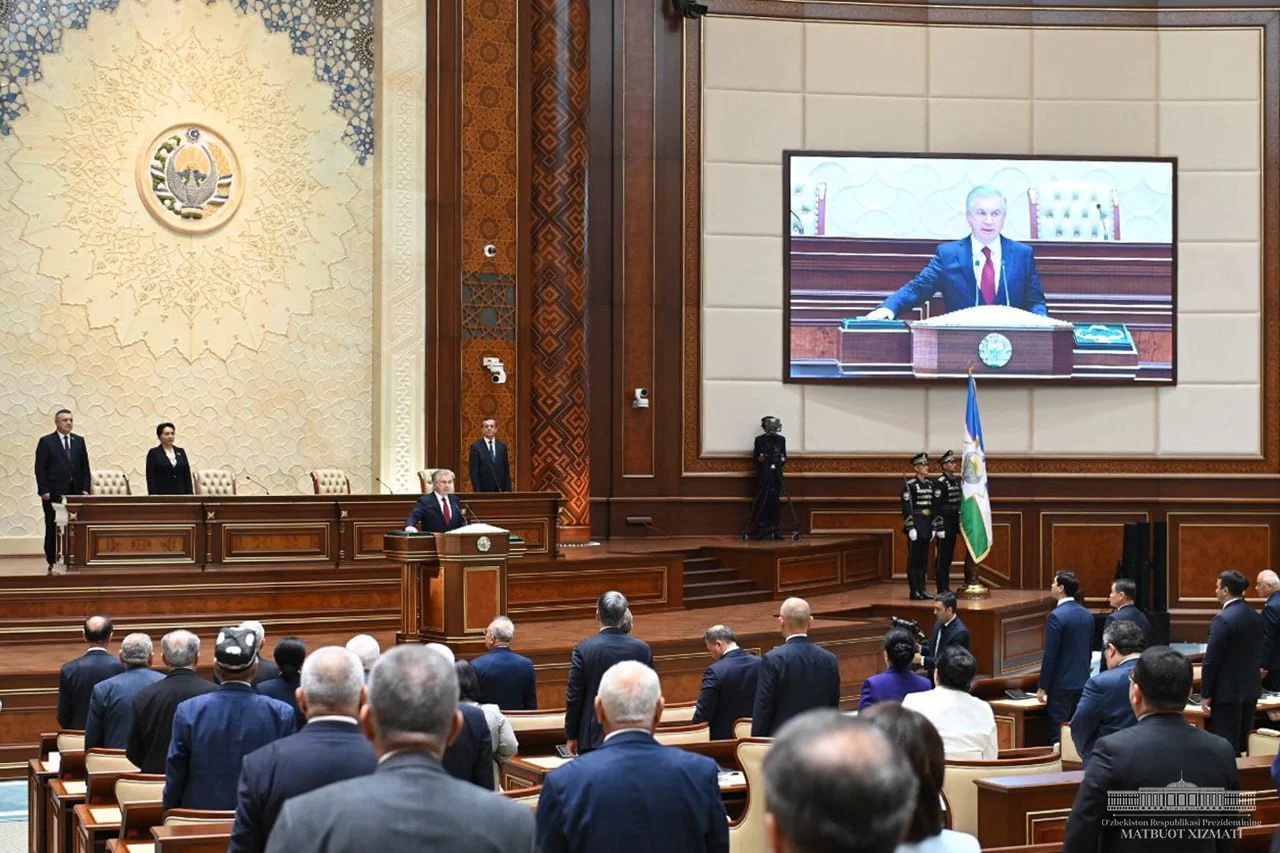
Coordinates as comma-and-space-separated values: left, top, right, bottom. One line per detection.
859, 627, 932, 711
749, 416, 786, 540
913, 592, 971, 682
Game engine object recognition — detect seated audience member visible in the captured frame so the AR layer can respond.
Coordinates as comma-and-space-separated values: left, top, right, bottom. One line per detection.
752, 597, 840, 737
230, 647, 377, 853
427, 643, 495, 789
470, 616, 537, 710
691, 624, 761, 739
1063, 646, 1239, 853
860, 627, 932, 711
345, 633, 381, 684
862, 703, 981, 852
163, 626, 296, 810
763, 709, 918, 853
265, 645, 535, 853
214, 619, 281, 686
537, 661, 728, 853
902, 646, 997, 760
256, 637, 306, 723
914, 593, 971, 682
456, 659, 518, 790
128, 630, 215, 773
84, 632, 163, 750
1070, 619, 1144, 765
565, 591, 654, 754
58, 615, 124, 729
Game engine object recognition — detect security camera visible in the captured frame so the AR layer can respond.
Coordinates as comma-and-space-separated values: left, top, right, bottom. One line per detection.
632, 388, 649, 409
483, 357, 507, 385
483, 244, 498, 258
490, 369, 507, 384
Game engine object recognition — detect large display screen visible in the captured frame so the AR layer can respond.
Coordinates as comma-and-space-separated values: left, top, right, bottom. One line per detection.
783, 152, 1177, 383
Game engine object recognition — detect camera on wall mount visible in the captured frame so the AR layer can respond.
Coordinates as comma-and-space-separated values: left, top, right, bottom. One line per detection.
632, 388, 650, 409
483, 356, 507, 384
673, 0, 708, 19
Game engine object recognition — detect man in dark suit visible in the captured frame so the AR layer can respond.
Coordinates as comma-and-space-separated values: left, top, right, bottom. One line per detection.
405, 468, 467, 533
34, 408, 92, 570
1100, 578, 1151, 672
127, 630, 216, 773
1256, 570, 1280, 691
538, 661, 728, 853
913, 592, 971, 681
865, 185, 1047, 321
691, 624, 761, 740
425, 643, 496, 789
164, 626, 296, 811
468, 418, 512, 492
1063, 646, 1240, 853
84, 633, 163, 750
1037, 571, 1095, 744
1202, 569, 1264, 755
57, 615, 124, 730
1070, 619, 1144, 766
266, 644, 535, 853
255, 637, 306, 724
565, 591, 654, 754
471, 616, 538, 710
230, 646, 377, 853
752, 597, 841, 737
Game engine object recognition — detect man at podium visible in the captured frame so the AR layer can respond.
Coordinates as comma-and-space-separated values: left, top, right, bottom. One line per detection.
404, 469, 467, 533
864, 185, 1047, 320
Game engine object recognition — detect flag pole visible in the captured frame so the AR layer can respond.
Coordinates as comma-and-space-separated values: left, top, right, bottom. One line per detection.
960, 368, 991, 601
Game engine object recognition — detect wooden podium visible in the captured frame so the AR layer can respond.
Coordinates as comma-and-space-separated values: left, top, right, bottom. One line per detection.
911, 305, 1074, 378
384, 524, 512, 647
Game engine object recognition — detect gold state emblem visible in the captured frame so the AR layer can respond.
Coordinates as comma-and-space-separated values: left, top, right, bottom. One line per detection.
137, 124, 243, 233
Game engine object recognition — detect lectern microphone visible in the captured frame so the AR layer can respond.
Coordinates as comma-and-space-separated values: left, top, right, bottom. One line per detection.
243, 473, 271, 495
373, 476, 393, 494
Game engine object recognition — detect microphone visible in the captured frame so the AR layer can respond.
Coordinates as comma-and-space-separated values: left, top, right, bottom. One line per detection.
1096, 203, 1109, 241
460, 501, 483, 523
373, 476, 393, 494
243, 473, 271, 495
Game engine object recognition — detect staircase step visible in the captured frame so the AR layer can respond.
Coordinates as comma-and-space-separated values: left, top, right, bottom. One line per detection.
684, 579, 758, 594
684, 589, 774, 608
683, 567, 740, 583
683, 556, 723, 571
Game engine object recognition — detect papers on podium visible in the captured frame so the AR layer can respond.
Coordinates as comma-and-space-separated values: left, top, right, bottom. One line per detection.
448, 522, 509, 535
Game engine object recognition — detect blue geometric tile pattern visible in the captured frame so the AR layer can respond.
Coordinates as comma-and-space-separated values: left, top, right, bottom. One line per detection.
0, 0, 375, 162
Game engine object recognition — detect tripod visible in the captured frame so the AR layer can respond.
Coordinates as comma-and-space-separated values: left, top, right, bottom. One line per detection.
742, 461, 802, 542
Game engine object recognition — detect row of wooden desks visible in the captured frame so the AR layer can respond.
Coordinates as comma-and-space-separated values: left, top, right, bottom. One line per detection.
106, 824, 233, 853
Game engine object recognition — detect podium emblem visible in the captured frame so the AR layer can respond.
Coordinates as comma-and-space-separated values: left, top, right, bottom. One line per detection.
978, 333, 1013, 368
476, 535, 492, 553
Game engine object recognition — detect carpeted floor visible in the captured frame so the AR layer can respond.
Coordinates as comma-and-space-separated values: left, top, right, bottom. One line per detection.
0, 780, 25, 822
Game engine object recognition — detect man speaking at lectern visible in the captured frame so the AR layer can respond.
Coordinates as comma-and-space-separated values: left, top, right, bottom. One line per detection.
865, 185, 1048, 320
405, 469, 467, 533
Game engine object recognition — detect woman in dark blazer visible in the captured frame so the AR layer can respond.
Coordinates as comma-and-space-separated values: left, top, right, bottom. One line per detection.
145, 422, 193, 495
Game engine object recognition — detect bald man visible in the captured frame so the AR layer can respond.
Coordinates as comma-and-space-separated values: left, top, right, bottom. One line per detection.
751, 598, 841, 737
1258, 570, 1280, 690
58, 615, 125, 729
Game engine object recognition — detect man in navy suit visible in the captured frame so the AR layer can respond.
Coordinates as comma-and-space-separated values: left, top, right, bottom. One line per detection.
230, 646, 377, 853
565, 591, 654, 754
1100, 578, 1151, 673
57, 615, 124, 729
1070, 619, 1144, 765
858, 627, 931, 711
84, 633, 163, 750
1256, 570, 1280, 691
468, 417, 512, 492
538, 661, 728, 853
1202, 569, 1264, 755
1037, 571, 1095, 744
471, 616, 538, 710
127, 630, 216, 773
752, 597, 841, 737
425, 643, 496, 789
865, 185, 1047, 321
34, 408, 92, 570
405, 469, 467, 533
691, 624, 761, 739
913, 592, 971, 682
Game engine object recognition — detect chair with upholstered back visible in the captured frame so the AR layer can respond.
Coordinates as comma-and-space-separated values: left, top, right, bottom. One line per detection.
162, 809, 236, 826
1248, 728, 1280, 757
1028, 182, 1120, 241
1059, 722, 1082, 767
310, 468, 351, 495
417, 469, 441, 493
193, 469, 236, 496
942, 753, 1063, 836
115, 773, 166, 806
732, 718, 753, 739
500, 785, 541, 811
730, 738, 772, 853
56, 731, 86, 753
84, 749, 138, 774
505, 708, 567, 733
653, 722, 710, 745
659, 701, 698, 726
90, 470, 132, 496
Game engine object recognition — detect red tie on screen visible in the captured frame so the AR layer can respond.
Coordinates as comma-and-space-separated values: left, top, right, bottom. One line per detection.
980, 247, 996, 305
442, 497, 451, 526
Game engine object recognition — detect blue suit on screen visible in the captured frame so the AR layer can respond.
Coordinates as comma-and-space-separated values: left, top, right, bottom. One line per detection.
880, 236, 1047, 318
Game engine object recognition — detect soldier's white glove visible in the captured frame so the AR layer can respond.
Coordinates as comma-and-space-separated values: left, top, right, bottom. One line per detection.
936, 530, 946, 540
908, 529, 918, 542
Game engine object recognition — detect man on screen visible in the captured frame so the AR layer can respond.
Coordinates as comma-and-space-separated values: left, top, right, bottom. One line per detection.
864, 185, 1048, 320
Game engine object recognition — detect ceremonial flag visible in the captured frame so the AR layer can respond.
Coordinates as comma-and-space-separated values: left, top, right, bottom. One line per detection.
961, 374, 992, 563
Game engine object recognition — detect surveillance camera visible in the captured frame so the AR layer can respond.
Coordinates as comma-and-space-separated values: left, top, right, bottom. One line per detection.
483, 244, 498, 258
632, 388, 649, 409
490, 369, 507, 384
483, 357, 507, 384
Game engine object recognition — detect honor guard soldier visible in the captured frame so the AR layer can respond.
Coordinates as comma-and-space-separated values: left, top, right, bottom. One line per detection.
932, 450, 962, 595
901, 452, 939, 600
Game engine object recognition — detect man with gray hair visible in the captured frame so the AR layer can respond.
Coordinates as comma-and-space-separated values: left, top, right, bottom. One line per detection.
471, 616, 538, 710
266, 644, 535, 853
344, 633, 380, 684
128, 629, 216, 773
752, 597, 840, 737
565, 590, 654, 754
538, 661, 728, 853
404, 468, 466, 532
692, 624, 761, 740
231, 647, 377, 853
236, 620, 281, 684
84, 632, 163, 750
1257, 570, 1280, 690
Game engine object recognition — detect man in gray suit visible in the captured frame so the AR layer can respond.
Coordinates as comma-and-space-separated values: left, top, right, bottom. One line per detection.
265, 644, 535, 853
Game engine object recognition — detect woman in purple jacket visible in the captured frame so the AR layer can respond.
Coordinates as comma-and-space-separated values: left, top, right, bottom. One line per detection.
859, 627, 933, 711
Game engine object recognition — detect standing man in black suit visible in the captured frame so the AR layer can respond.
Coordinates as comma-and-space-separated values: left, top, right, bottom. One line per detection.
1037, 570, 1095, 744
1100, 578, 1151, 672
752, 597, 841, 737
691, 624, 761, 740
913, 592, 970, 682
34, 408, 92, 571
1202, 569, 1264, 755
931, 450, 962, 595
565, 591, 654, 755
468, 418, 512, 493
404, 469, 467, 533
57, 615, 124, 730
426, 644, 496, 789
127, 630, 216, 773
1256, 570, 1280, 691
1063, 646, 1240, 853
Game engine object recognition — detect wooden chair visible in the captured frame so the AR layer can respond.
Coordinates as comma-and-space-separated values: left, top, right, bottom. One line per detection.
57, 731, 86, 753
729, 739, 771, 853
162, 808, 236, 825
417, 469, 441, 493
654, 722, 711, 745
942, 753, 1063, 836
192, 469, 236, 495
659, 701, 698, 726
310, 468, 351, 494
1059, 722, 1082, 768
90, 470, 132, 495
500, 785, 542, 811
732, 718, 753, 739
1248, 728, 1280, 757
119, 800, 166, 841
85, 749, 139, 774
115, 773, 166, 807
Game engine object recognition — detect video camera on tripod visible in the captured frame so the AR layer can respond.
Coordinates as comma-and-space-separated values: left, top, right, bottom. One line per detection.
890, 615, 926, 644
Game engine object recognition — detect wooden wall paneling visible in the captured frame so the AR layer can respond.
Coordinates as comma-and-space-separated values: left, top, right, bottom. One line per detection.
1040, 512, 1148, 604
1168, 512, 1280, 610
973, 511, 1023, 589
776, 552, 842, 595
505, 559, 680, 616
808, 510, 901, 580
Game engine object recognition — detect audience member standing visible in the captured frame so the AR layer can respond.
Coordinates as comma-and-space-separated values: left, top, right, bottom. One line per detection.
691, 624, 761, 739
1037, 571, 1094, 743
128, 630, 215, 773
1202, 569, 1264, 755
34, 408, 91, 570
265, 645, 535, 853
57, 615, 124, 729
427, 644, 495, 789
860, 627, 932, 711
164, 626, 295, 810
1256, 570, 1280, 691
1070, 620, 1144, 766
537, 661, 728, 853
903, 646, 997, 760
471, 616, 538, 710
1100, 579, 1150, 671
256, 637, 306, 724
565, 591, 654, 754
345, 634, 380, 684
230, 647, 377, 853
914, 593, 970, 682
751, 597, 840, 737
456, 659, 518, 790
84, 633, 163, 750
468, 417, 512, 492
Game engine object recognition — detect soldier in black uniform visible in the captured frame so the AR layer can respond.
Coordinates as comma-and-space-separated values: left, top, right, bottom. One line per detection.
932, 449, 962, 595
748, 416, 787, 539
901, 452, 939, 600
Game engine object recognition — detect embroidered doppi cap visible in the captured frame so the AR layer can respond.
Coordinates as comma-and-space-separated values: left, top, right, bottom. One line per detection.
214, 626, 258, 672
